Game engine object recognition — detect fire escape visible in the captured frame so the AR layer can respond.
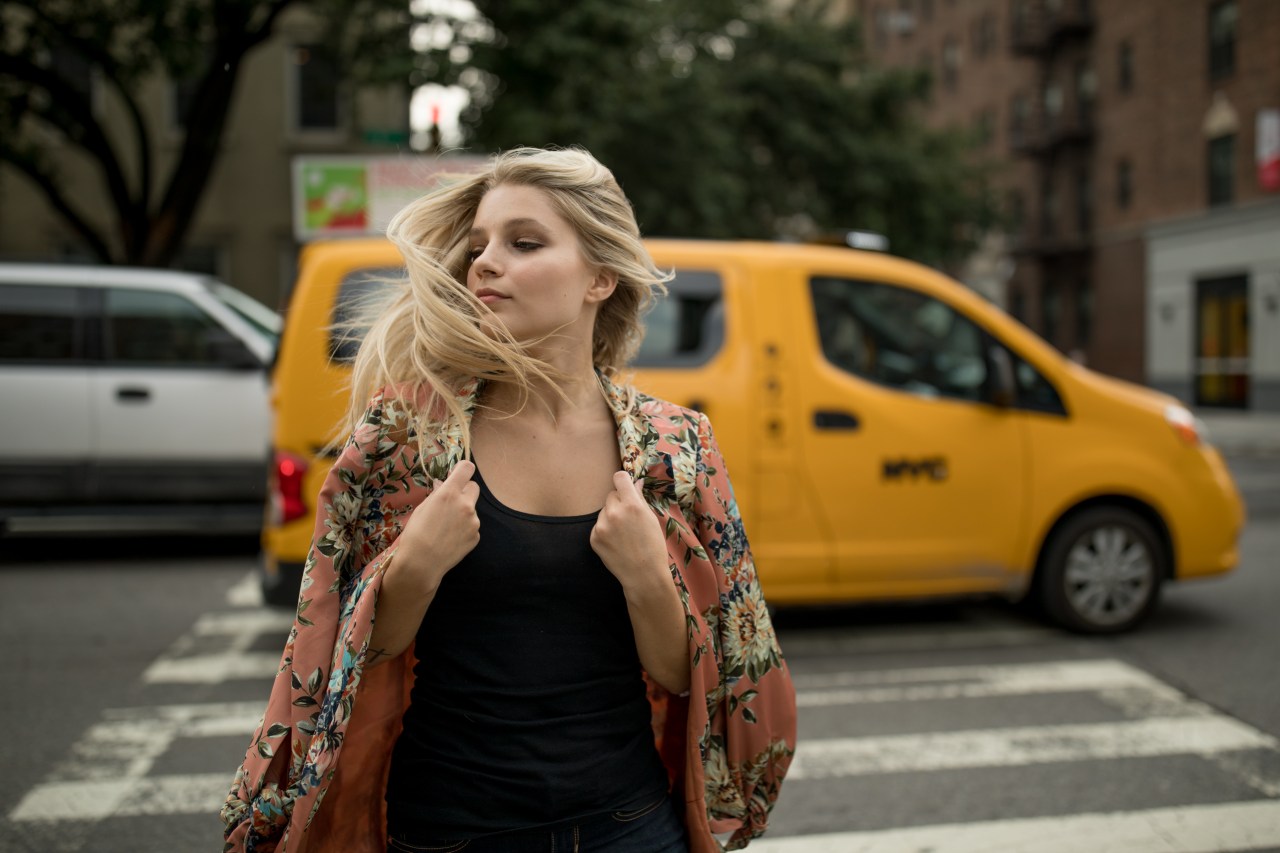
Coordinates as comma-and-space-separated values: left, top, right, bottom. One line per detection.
1007, 0, 1096, 349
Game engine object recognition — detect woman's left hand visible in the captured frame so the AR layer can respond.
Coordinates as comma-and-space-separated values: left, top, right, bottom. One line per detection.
590, 471, 669, 592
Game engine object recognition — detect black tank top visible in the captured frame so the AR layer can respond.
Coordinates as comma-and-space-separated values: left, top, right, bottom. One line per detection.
384, 464, 669, 837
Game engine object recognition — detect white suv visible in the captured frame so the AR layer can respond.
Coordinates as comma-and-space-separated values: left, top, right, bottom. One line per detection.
0, 264, 280, 535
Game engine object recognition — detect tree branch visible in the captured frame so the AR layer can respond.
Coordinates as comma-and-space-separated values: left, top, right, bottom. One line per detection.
0, 54, 138, 251
11, 3, 153, 255
1, 146, 114, 262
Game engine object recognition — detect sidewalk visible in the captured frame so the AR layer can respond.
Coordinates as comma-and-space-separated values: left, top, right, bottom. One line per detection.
1194, 409, 1280, 458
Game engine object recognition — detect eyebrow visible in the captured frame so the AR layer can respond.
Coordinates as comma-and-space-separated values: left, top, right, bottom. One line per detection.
469, 217, 548, 238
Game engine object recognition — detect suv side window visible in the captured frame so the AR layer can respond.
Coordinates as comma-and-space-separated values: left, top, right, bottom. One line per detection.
0, 284, 87, 363
634, 270, 724, 367
104, 288, 235, 365
811, 277, 989, 401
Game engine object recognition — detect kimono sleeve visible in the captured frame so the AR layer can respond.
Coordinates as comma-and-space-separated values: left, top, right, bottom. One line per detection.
691, 412, 797, 850
221, 388, 408, 852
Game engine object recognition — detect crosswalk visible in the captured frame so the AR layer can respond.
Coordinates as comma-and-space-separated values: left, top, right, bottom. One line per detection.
8, 571, 1280, 851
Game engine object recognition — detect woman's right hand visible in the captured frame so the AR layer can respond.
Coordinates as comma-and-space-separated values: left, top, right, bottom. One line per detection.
392, 459, 481, 593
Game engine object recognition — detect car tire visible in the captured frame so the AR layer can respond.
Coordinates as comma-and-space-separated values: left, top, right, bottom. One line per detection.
1038, 507, 1164, 634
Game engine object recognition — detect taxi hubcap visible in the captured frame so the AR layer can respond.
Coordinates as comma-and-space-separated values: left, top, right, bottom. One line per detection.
1064, 525, 1153, 626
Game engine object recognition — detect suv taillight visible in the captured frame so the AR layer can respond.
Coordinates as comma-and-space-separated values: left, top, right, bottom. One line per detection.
273, 450, 309, 525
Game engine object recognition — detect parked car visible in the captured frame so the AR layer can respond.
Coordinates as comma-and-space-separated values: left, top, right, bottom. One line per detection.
260, 238, 1245, 633
0, 264, 280, 535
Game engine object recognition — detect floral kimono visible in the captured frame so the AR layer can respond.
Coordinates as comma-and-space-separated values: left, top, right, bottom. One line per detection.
222, 372, 797, 853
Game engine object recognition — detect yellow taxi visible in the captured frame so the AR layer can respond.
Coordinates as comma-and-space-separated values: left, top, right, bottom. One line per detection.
261, 238, 1245, 634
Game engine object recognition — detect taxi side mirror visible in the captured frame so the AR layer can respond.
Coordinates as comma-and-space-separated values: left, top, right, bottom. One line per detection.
988, 345, 1016, 408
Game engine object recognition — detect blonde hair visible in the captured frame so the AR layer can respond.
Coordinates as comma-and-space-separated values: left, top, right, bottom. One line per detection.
339, 146, 670, 459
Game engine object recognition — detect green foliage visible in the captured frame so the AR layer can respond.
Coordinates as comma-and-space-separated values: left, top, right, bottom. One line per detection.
417, 0, 1001, 266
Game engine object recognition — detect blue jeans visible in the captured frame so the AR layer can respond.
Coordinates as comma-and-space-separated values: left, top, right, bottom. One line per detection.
385, 794, 689, 853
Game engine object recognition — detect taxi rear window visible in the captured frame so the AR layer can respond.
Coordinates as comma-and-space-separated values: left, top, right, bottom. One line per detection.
329, 267, 402, 363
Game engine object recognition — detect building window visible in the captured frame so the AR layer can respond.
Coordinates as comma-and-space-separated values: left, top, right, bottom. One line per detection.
1118, 40, 1134, 93
975, 109, 995, 147
1043, 81, 1063, 130
1076, 279, 1093, 347
942, 38, 960, 90
1010, 94, 1029, 147
1007, 190, 1026, 239
1075, 168, 1091, 234
1075, 62, 1096, 123
1116, 159, 1133, 209
1041, 279, 1061, 344
1041, 178, 1059, 238
292, 44, 341, 131
1208, 0, 1237, 81
1009, 287, 1025, 322
1208, 134, 1235, 206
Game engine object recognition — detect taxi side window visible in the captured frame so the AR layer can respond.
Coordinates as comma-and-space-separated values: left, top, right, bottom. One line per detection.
634, 269, 724, 367
810, 277, 989, 401
1009, 347, 1067, 414
330, 267, 401, 363
0, 284, 87, 363
104, 288, 233, 366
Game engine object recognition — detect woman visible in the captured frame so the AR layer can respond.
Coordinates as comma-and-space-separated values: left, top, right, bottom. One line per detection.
223, 147, 796, 853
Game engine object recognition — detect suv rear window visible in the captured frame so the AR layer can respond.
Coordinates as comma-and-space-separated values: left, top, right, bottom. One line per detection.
0, 284, 87, 363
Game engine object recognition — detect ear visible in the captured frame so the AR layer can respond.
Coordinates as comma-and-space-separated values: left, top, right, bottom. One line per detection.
585, 268, 618, 304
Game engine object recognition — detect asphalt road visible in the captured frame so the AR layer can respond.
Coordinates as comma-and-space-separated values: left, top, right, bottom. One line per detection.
1, 457, 1277, 853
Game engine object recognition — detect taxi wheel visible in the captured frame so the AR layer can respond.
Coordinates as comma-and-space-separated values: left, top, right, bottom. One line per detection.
1039, 507, 1164, 634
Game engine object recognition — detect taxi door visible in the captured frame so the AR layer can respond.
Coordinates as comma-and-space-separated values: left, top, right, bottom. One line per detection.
788, 271, 1029, 597
632, 254, 833, 597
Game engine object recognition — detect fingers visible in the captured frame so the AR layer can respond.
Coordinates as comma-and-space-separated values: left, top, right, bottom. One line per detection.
433, 460, 476, 493
610, 470, 648, 507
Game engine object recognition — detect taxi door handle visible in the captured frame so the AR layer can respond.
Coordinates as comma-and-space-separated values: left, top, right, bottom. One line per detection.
814, 410, 859, 430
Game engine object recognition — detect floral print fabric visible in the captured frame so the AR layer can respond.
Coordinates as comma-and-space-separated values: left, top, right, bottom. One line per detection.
222, 373, 797, 853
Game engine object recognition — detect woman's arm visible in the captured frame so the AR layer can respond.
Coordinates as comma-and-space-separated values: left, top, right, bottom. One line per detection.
367, 460, 481, 667
591, 472, 690, 694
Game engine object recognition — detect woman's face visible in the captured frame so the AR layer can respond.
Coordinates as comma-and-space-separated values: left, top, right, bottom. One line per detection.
465, 184, 615, 346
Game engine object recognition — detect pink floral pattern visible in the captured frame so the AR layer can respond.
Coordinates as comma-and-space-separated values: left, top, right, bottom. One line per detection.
222, 373, 796, 852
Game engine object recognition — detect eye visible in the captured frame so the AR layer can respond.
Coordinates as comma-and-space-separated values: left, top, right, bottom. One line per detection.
513, 240, 542, 252
466, 246, 484, 262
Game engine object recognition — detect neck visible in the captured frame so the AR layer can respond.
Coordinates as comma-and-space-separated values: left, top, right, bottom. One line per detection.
482, 354, 604, 422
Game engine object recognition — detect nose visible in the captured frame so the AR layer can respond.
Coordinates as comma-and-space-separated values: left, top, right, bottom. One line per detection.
470, 245, 499, 279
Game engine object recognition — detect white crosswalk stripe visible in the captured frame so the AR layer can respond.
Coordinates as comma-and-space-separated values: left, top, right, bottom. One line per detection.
748, 800, 1280, 852
10, 582, 1280, 851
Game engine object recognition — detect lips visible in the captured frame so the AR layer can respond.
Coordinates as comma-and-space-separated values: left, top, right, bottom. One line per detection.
474, 288, 508, 304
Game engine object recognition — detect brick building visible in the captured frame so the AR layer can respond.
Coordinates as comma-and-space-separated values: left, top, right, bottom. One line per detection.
852, 0, 1280, 410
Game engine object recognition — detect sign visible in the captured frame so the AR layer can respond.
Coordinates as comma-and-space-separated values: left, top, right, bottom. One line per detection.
1259, 109, 1280, 192
292, 155, 487, 241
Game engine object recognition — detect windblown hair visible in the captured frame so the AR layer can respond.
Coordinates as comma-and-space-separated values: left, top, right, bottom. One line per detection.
338, 146, 670, 459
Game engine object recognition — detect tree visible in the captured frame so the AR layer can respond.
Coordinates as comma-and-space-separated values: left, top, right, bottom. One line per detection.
0, 0, 410, 267
415, 0, 1000, 266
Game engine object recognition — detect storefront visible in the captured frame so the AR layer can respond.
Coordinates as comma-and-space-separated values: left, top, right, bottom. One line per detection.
1147, 199, 1280, 412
